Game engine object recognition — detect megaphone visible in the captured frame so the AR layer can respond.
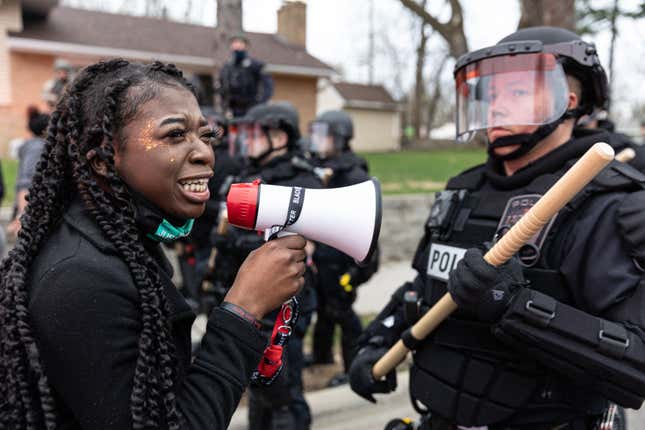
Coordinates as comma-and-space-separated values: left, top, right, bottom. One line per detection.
226, 179, 382, 264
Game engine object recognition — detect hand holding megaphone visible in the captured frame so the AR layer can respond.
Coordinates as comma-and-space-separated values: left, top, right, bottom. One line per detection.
223, 234, 307, 320
226, 178, 382, 265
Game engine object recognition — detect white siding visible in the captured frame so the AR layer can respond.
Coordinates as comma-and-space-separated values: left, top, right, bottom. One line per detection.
316, 79, 344, 113
345, 108, 400, 153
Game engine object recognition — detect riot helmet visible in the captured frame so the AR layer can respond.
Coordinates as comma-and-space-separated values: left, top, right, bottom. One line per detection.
238, 101, 301, 164
453, 26, 608, 161
309, 110, 354, 158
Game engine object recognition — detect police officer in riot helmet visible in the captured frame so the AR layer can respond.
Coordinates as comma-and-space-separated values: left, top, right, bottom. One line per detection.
218, 34, 274, 118
577, 109, 645, 172
308, 110, 380, 387
349, 26, 645, 430
211, 101, 321, 430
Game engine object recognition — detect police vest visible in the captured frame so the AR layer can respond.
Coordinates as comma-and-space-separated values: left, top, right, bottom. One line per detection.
408, 159, 645, 427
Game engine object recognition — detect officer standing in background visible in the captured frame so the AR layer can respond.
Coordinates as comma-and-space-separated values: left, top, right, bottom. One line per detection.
578, 109, 645, 171
42, 59, 74, 109
349, 26, 645, 430
211, 101, 321, 430
307, 110, 380, 387
218, 34, 274, 118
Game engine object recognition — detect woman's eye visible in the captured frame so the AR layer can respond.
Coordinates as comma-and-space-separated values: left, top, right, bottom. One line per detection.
166, 129, 186, 139
201, 131, 217, 141
512, 89, 528, 97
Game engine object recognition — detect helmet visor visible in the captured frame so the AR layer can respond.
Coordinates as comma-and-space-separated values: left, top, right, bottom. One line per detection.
239, 123, 269, 159
309, 121, 335, 158
455, 53, 570, 141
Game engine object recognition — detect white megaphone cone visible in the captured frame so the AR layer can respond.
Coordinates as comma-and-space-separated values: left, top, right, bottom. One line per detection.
226, 179, 382, 264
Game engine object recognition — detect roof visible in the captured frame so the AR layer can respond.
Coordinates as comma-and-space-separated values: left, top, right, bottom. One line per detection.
8, 6, 334, 76
332, 82, 398, 111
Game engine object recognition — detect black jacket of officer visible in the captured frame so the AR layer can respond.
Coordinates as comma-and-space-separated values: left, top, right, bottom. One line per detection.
218, 35, 274, 118
309, 110, 379, 372
349, 27, 645, 429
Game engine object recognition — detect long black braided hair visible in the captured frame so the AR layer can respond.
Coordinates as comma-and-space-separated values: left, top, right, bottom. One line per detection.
0, 59, 199, 429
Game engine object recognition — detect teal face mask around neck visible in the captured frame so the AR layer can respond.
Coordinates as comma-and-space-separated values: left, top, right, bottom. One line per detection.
147, 218, 195, 243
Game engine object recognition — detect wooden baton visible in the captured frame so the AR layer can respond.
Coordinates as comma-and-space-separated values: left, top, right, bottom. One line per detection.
615, 148, 636, 163
372, 142, 615, 380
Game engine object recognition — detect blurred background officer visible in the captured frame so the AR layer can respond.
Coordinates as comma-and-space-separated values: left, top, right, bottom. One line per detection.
42, 59, 74, 109
577, 108, 645, 171
349, 26, 645, 430
218, 33, 274, 118
211, 101, 321, 430
307, 110, 380, 387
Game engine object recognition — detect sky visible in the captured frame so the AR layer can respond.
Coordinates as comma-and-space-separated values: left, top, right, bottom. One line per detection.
61, 0, 645, 127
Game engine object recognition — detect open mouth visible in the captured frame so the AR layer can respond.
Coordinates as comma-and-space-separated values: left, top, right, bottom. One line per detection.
178, 177, 209, 193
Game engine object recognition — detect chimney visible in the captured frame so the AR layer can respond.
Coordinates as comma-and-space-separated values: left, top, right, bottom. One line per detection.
217, 0, 243, 36
277, 1, 306, 48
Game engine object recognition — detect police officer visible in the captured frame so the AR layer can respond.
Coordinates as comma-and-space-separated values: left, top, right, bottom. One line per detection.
212, 101, 321, 429
349, 27, 645, 429
308, 110, 380, 386
578, 109, 645, 172
218, 34, 274, 118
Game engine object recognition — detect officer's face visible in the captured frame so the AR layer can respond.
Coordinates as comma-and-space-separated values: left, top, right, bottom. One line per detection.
485, 73, 553, 155
114, 85, 215, 220
230, 39, 247, 52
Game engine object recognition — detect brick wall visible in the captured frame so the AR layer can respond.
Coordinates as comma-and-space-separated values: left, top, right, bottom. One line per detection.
0, 51, 54, 156
272, 74, 317, 135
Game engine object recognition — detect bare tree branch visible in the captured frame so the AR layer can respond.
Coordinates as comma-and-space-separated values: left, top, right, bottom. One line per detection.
399, 0, 468, 57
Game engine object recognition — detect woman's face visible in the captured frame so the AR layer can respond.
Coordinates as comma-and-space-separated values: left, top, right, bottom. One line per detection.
114, 85, 215, 220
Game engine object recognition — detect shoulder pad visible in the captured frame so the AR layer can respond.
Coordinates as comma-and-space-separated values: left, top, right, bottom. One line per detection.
617, 190, 645, 264
591, 161, 645, 189
567, 161, 645, 211
446, 163, 486, 190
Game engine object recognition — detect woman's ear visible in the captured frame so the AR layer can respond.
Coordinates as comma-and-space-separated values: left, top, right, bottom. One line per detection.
86, 149, 109, 178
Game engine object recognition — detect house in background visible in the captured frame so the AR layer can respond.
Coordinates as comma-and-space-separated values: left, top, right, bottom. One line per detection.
0, 0, 334, 156
317, 80, 400, 153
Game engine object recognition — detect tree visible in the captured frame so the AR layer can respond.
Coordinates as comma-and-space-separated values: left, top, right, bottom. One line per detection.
577, 0, 645, 112
518, 0, 576, 29
411, 1, 429, 139
399, 0, 468, 58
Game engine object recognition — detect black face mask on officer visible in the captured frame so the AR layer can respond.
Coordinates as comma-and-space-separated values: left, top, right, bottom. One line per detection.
455, 53, 580, 161
233, 49, 247, 65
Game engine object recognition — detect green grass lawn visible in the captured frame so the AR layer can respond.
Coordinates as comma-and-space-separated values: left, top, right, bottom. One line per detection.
361, 147, 486, 194
1, 159, 17, 208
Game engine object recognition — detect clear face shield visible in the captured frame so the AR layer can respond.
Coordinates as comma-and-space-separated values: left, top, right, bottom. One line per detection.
239, 122, 270, 160
455, 53, 570, 142
309, 122, 336, 158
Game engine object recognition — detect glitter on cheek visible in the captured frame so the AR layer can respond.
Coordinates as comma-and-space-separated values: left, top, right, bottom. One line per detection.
139, 121, 163, 151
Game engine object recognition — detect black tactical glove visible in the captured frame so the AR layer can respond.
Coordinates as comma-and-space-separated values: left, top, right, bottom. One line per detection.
447, 248, 525, 322
349, 338, 397, 403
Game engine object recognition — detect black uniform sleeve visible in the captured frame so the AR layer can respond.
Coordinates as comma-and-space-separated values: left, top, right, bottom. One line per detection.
494, 193, 645, 408
357, 275, 424, 348
30, 258, 266, 429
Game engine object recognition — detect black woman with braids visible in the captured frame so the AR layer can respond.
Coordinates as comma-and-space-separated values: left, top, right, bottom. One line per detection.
0, 59, 307, 430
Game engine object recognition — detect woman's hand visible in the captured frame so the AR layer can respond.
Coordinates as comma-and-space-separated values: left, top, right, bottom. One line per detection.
224, 234, 307, 320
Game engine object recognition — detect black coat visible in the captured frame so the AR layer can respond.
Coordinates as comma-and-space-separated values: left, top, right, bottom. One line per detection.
28, 200, 266, 429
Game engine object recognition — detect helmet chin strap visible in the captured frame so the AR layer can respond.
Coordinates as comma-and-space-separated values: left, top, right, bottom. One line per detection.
487, 108, 585, 161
